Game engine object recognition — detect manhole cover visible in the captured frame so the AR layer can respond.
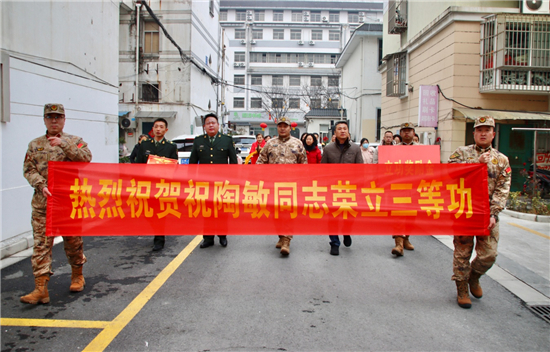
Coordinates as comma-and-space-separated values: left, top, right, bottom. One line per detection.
527, 305, 550, 324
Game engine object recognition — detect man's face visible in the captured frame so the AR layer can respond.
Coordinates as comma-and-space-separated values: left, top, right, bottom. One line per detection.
44, 114, 65, 135
383, 132, 393, 145
335, 123, 349, 141
277, 123, 291, 138
400, 128, 415, 143
204, 117, 219, 137
152, 121, 168, 139
473, 126, 495, 148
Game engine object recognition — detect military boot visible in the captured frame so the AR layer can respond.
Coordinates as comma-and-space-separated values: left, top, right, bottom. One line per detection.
403, 236, 415, 251
468, 270, 483, 298
70, 265, 85, 292
275, 237, 284, 249
280, 237, 290, 256
391, 237, 404, 256
20, 274, 50, 304
456, 281, 472, 309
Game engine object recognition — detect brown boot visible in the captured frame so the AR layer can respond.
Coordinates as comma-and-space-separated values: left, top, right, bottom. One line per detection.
280, 237, 290, 256
70, 265, 85, 292
20, 275, 50, 304
456, 281, 472, 308
469, 271, 483, 298
275, 237, 284, 249
391, 237, 404, 256
403, 237, 415, 251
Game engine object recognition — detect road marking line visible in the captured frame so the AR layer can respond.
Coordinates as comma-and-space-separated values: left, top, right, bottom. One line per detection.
0, 318, 109, 329
508, 222, 550, 240
83, 235, 201, 352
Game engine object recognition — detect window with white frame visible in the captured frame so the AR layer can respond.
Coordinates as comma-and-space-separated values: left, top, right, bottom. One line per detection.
480, 14, 550, 93
386, 52, 407, 97
251, 97, 262, 108
310, 98, 321, 108
289, 76, 301, 86
329, 30, 340, 41
272, 98, 284, 108
289, 98, 300, 109
329, 12, 339, 22
272, 75, 283, 86
143, 22, 160, 54
348, 12, 359, 23
234, 75, 245, 85
313, 54, 324, 63
292, 11, 302, 22
273, 29, 284, 40
219, 10, 227, 21
311, 76, 322, 86
273, 10, 284, 21
291, 29, 302, 40
236, 11, 246, 21
310, 11, 321, 22
251, 75, 263, 85
312, 30, 323, 41
234, 97, 245, 108
252, 29, 263, 39
328, 76, 339, 87
235, 29, 246, 39
234, 52, 245, 62
254, 10, 265, 21
327, 98, 339, 108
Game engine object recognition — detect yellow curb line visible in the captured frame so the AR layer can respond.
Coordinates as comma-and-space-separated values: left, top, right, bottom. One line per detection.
82, 235, 202, 352
508, 222, 550, 240
1, 318, 110, 329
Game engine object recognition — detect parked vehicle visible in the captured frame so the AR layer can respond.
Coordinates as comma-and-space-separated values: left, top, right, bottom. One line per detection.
523, 165, 550, 198
172, 134, 196, 164
232, 135, 256, 160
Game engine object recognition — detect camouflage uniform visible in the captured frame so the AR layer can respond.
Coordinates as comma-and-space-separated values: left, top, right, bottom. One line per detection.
448, 139, 511, 281
23, 131, 92, 277
256, 129, 307, 242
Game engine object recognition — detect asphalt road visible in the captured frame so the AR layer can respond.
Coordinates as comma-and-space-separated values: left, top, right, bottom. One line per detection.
1, 233, 549, 352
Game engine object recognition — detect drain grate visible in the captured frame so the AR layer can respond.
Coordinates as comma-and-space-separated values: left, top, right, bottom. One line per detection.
527, 305, 550, 324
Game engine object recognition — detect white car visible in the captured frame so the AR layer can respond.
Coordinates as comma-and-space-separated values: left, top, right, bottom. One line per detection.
232, 135, 256, 159
172, 134, 196, 164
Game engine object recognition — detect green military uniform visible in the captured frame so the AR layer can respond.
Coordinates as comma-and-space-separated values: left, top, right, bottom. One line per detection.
136, 137, 178, 164
189, 133, 238, 165
136, 136, 178, 248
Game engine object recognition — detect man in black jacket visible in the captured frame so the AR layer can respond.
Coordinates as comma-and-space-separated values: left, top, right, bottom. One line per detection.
136, 118, 178, 251
189, 113, 237, 248
321, 121, 363, 255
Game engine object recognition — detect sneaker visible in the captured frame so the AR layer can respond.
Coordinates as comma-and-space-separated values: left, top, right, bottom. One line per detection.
330, 244, 339, 256
343, 236, 352, 247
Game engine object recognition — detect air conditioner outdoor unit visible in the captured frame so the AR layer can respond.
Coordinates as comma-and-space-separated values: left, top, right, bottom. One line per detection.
308, 62, 314, 67
322, 16, 328, 22
359, 17, 365, 23
358, 12, 365, 16
298, 62, 304, 67
120, 117, 136, 129
246, 10, 253, 16
250, 40, 257, 45
298, 40, 304, 45
522, 0, 550, 13
240, 39, 246, 45
246, 15, 253, 21
238, 62, 245, 67
309, 41, 315, 45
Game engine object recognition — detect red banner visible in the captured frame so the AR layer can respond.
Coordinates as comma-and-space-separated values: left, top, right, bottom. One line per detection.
378, 145, 441, 164
47, 162, 489, 237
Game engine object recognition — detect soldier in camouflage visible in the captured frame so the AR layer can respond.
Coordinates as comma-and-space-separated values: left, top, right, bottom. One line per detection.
448, 116, 511, 309
256, 117, 307, 255
21, 103, 92, 304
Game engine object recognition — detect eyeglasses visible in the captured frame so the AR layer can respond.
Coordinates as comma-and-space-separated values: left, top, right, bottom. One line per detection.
45, 115, 65, 120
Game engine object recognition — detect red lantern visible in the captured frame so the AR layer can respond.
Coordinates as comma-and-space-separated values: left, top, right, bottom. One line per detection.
291, 122, 298, 131
260, 122, 267, 131
323, 136, 329, 142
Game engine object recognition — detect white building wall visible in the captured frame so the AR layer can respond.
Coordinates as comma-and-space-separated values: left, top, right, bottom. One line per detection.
0, 1, 119, 243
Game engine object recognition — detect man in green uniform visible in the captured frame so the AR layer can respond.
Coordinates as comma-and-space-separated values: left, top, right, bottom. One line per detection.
21, 103, 92, 304
189, 113, 238, 248
448, 116, 511, 308
136, 117, 178, 251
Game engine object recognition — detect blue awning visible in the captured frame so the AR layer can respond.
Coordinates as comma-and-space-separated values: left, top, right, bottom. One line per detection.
119, 111, 130, 117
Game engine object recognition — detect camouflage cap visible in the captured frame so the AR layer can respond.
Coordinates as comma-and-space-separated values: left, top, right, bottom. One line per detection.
44, 103, 65, 116
474, 116, 495, 128
277, 117, 291, 126
400, 122, 415, 130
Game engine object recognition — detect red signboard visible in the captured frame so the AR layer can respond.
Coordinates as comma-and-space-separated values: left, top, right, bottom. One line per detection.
47, 162, 489, 237
378, 145, 441, 164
